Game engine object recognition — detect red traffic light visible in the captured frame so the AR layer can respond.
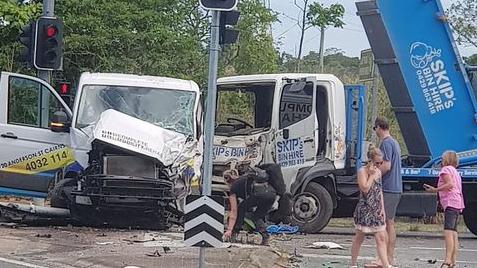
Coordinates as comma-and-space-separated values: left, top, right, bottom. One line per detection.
59, 83, 70, 95
45, 25, 57, 38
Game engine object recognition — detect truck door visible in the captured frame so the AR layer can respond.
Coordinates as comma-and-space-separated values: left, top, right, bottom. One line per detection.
275, 79, 317, 186
0, 73, 73, 196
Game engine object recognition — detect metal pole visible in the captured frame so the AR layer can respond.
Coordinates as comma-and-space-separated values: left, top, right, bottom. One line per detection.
199, 10, 221, 268
370, 63, 379, 143
38, 0, 55, 83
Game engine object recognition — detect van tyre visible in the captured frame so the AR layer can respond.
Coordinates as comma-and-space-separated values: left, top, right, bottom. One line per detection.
463, 202, 477, 235
50, 178, 76, 209
291, 182, 333, 233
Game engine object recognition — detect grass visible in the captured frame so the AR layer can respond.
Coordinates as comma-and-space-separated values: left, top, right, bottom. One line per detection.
328, 215, 468, 233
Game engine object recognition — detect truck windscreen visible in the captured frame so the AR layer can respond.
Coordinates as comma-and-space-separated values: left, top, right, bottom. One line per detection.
216, 82, 275, 136
76, 85, 196, 136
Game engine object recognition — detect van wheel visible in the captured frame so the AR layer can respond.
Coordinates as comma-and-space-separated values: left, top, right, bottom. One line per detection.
50, 178, 76, 209
463, 203, 477, 235
291, 182, 333, 233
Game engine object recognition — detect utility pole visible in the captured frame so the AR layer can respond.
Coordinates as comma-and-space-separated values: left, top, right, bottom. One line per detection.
319, 26, 325, 73
370, 63, 379, 143
200, 10, 221, 268
38, 0, 55, 83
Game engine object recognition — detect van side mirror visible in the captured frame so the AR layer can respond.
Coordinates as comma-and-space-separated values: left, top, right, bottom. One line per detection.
283, 129, 289, 139
50, 110, 70, 133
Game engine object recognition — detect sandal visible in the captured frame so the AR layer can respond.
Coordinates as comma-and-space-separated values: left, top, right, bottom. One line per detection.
440, 263, 452, 268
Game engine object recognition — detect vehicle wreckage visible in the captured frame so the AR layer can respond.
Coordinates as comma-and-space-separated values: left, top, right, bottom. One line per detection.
0, 72, 202, 229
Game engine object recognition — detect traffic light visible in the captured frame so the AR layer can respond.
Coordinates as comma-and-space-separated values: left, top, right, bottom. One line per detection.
34, 17, 63, 70
56, 81, 72, 107
18, 21, 37, 66
199, 0, 238, 11
219, 10, 240, 45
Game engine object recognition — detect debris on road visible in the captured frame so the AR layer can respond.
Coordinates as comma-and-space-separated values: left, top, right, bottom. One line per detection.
35, 233, 52, 238
145, 250, 162, 257
96, 241, 114, 245
306, 241, 345, 250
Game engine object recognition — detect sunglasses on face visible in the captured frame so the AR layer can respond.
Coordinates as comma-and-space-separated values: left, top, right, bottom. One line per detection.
373, 126, 378, 131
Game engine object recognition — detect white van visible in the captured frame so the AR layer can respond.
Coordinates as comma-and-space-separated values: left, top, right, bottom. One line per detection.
0, 72, 202, 229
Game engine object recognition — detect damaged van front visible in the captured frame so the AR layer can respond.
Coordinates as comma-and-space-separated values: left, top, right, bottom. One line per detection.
55, 73, 202, 229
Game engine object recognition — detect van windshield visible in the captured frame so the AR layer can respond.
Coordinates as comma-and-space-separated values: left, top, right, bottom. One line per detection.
76, 85, 196, 136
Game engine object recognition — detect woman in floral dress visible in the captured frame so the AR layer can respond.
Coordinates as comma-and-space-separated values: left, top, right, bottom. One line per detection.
350, 145, 395, 268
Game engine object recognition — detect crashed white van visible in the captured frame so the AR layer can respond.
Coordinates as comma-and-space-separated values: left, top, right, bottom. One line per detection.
0, 72, 201, 229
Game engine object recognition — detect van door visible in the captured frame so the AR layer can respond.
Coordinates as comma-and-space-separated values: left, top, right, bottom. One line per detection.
275, 78, 317, 187
0, 73, 73, 196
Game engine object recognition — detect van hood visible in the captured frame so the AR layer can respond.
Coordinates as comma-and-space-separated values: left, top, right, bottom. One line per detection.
88, 109, 196, 167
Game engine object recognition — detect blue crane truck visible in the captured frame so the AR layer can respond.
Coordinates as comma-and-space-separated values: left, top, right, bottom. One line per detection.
211, 0, 477, 235
356, 0, 477, 234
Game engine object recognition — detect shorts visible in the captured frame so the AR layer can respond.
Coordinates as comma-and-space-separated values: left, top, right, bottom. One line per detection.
383, 192, 401, 221
444, 207, 460, 231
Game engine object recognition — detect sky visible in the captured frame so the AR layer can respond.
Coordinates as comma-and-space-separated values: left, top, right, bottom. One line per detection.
270, 0, 477, 58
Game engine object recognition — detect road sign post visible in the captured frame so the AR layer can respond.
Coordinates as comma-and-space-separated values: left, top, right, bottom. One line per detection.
200, 9, 221, 268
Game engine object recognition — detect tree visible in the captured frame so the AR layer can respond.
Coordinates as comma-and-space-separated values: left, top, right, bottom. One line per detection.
54, 0, 208, 85
0, 0, 41, 72
307, 3, 345, 73
220, 0, 278, 76
448, 0, 477, 48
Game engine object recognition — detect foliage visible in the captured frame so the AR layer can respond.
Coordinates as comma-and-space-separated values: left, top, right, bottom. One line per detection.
55, 0, 208, 85
447, 0, 477, 48
221, 0, 278, 76
465, 54, 477, 65
0, 0, 41, 72
307, 3, 345, 29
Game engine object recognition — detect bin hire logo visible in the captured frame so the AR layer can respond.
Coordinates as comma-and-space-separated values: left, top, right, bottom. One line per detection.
409, 41, 456, 115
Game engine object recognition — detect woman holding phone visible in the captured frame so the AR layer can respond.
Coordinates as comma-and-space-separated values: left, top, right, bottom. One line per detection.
350, 145, 395, 268
424, 151, 465, 268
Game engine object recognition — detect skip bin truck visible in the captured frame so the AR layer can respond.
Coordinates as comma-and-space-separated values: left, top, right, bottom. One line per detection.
212, 0, 477, 234
0, 72, 202, 229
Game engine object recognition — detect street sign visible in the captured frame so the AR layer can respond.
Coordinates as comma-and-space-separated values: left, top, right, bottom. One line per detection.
359, 49, 375, 82
184, 195, 224, 248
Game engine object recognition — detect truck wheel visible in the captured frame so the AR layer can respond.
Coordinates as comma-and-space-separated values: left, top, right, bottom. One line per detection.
291, 182, 333, 233
463, 203, 477, 236
50, 178, 76, 209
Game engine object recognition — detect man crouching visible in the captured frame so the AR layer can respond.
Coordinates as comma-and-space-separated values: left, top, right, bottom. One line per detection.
223, 166, 277, 245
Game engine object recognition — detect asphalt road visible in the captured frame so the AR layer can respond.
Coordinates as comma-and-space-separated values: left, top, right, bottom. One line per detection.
0, 225, 476, 268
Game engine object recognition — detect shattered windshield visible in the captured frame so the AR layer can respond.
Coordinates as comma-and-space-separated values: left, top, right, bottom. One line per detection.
216, 82, 274, 136
76, 85, 196, 136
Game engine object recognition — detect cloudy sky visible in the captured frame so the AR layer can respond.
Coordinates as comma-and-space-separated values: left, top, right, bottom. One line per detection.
270, 0, 477, 57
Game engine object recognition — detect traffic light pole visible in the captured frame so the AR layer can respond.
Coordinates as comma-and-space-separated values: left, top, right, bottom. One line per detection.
38, 0, 55, 83
200, 10, 221, 268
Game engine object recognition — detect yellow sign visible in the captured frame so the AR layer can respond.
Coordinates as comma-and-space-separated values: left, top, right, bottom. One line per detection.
0, 145, 75, 175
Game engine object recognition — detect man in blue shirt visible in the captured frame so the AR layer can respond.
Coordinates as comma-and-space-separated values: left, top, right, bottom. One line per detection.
374, 117, 402, 266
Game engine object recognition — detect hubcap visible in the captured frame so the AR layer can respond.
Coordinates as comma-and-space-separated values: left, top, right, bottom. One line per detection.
294, 193, 320, 221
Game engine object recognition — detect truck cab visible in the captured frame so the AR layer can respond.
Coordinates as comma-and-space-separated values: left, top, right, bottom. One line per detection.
213, 74, 365, 232
0, 72, 202, 229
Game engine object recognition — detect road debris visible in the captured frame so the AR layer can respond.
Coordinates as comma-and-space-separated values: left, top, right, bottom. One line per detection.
306, 241, 345, 250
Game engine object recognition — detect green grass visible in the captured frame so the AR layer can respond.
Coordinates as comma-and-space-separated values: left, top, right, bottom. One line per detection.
328, 215, 468, 233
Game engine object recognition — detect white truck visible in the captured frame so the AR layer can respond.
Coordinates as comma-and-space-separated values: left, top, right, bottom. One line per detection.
0, 71, 202, 229
213, 74, 365, 233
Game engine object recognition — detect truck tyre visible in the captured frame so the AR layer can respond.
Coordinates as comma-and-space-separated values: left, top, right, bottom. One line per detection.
291, 182, 333, 233
50, 178, 76, 209
463, 203, 477, 236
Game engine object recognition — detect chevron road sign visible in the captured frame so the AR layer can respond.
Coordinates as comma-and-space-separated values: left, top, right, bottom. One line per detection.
184, 195, 225, 248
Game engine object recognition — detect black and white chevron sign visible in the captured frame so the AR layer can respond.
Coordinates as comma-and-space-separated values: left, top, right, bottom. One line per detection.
184, 195, 224, 248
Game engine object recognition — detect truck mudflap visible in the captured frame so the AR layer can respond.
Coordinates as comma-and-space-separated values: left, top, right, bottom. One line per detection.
70, 174, 181, 229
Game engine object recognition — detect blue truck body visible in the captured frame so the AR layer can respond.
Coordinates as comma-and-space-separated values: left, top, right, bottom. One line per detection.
356, 0, 477, 234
